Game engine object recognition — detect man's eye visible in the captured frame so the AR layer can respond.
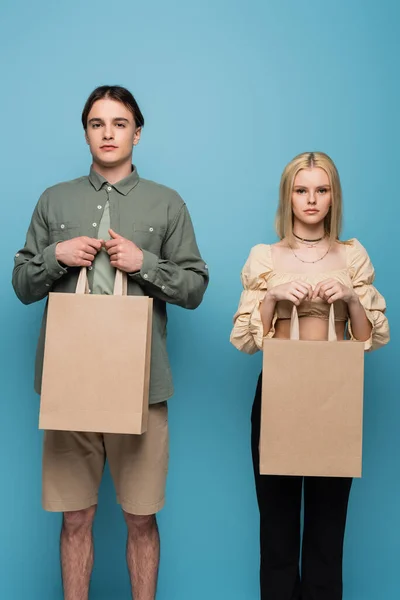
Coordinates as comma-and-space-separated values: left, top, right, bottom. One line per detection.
91, 123, 101, 129
116, 123, 126, 128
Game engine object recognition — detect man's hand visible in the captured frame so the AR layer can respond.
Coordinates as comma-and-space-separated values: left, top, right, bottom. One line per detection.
104, 229, 144, 273
56, 237, 103, 267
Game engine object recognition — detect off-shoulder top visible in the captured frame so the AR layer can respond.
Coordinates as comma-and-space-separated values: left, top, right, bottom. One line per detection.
230, 238, 389, 353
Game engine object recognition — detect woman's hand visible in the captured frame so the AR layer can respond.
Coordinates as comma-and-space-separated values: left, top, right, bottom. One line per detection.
312, 279, 357, 304
266, 281, 313, 306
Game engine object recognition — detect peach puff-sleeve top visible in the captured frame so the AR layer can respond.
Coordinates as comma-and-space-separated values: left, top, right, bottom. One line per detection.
230, 239, 389, 354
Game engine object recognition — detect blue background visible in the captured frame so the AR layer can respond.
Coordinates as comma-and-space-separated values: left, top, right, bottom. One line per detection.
1, 1, 398, 598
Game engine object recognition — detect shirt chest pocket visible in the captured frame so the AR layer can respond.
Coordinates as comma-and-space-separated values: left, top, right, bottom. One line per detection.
132, 222, 166, 254
48, 221, 80, 244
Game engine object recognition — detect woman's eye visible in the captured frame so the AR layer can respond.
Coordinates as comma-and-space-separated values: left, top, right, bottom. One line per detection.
318, 188, 328, 194
296, 189, 306, 194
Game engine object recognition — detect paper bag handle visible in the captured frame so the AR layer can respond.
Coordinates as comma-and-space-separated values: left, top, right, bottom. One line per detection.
75, 267, 89, 294
75, 267, 128, 296
290, 303, 337, 342
112, 269, 128, 296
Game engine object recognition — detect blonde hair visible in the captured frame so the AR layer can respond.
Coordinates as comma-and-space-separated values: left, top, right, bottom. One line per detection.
276, 151, 344, 244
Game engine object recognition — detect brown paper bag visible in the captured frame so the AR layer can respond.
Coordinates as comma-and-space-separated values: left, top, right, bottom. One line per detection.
260, 305, 364, 477
39, 268, 153, 434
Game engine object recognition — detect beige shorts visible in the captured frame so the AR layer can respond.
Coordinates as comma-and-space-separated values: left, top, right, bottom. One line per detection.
42, 402, 168, 515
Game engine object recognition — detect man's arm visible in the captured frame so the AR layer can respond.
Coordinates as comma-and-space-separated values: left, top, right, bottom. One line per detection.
12, 191, 67, 305
106, 203, 209, 309
12, 191, 102, 305
130, 204, 209, 309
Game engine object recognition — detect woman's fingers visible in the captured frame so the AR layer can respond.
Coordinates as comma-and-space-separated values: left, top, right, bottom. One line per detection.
291, 288, 308, 304
327, 292, 342, 304
287, 293, 302, 305
293, 282, 313, 300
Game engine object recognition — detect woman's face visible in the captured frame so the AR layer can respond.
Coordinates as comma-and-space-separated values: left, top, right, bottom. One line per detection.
291, 167, 332, 228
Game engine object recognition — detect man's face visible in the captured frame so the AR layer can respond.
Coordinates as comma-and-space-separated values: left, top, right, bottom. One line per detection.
85, 98, 141, 168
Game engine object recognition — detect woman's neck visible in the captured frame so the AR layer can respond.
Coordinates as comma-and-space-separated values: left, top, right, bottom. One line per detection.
292, 223, 325, 241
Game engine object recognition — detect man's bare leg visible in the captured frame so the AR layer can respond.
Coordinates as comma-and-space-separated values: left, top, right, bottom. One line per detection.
61, 506, 97, 600
124, 512, 160, 600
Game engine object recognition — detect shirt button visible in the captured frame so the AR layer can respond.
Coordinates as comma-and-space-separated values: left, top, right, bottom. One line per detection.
92, 223, 97, 227
15, 253, 20, 258
161, 285, 166, 290
143, 274, 148, 280
45, 283, 50, 287
60, 224, 65, 230
88, 289, 92, 293
107, 186, 112, 192
205, 264, 208, 269
88, 266, 93, 271
59, 271, 64, 275
97, 205, 102, 210
149, 227, 154, 232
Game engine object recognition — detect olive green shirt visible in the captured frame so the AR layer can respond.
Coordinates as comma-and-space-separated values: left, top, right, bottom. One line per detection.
12, 166, 209, 403
90, 198, 115, 295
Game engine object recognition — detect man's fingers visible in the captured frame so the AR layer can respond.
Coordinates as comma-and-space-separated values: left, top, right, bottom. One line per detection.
109, 228, 122, 240
76, 259, 92, 267
82, 245, 97, 256
107, 245, 121, 256
80, 251, 95, 262
104, 238, 121, 250
84, 238, 103, 250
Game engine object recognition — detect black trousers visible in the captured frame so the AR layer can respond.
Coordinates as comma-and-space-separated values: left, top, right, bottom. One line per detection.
251, 373, 352, 600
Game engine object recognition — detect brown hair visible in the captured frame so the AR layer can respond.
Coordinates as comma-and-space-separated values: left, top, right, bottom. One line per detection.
81, 85, 145, 130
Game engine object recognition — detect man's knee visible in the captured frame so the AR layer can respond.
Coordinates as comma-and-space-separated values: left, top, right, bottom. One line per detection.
63, 506, 97, 535
124, 512, 156, 537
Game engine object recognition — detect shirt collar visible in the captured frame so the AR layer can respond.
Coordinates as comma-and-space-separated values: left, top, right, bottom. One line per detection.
88, 165, 140, 195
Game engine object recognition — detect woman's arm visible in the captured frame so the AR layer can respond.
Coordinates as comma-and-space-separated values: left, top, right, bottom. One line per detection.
346, 294, 373, 342
260, 292, 277, 336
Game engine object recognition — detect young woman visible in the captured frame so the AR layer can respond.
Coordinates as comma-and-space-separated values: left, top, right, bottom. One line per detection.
230, 152, 389, 600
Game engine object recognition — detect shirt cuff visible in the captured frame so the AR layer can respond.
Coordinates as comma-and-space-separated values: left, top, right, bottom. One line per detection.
129, 249, 159, 284
43, 242, 68, 280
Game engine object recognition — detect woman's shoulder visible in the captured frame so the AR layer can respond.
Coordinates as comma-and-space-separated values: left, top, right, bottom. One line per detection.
242, 243, 274, 287
247, 242, 273, 262
343, 237, 370, 262
247, 240, 292, 272
343, 238, 375, 281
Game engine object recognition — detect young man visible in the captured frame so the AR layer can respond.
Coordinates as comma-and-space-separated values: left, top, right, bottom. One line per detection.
12, 86, 209, 600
